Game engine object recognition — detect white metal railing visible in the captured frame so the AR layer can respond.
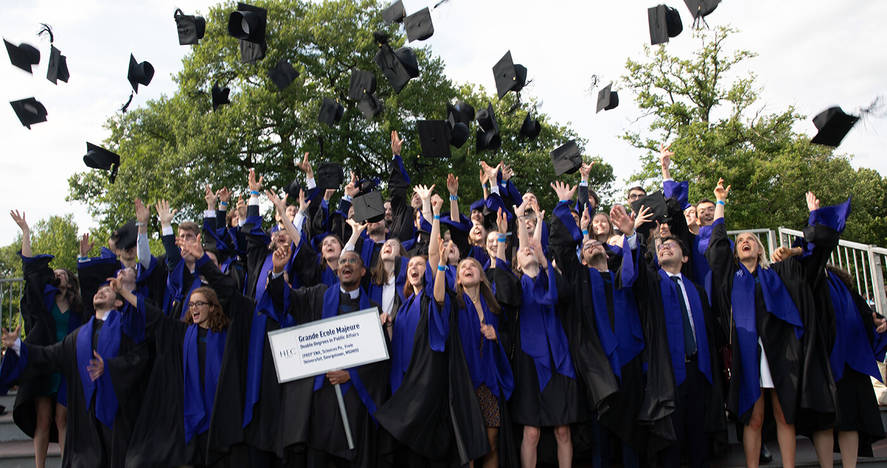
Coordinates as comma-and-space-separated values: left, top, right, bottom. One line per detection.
778, 227, 887, 316
0, 278, 24, 333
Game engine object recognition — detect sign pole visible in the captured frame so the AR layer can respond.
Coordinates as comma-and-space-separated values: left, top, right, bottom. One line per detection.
334, 383, 355, 449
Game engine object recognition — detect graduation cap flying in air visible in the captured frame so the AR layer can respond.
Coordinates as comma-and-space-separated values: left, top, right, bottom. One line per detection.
476, 103, 501, 152
127, 54, 154, 93
4, 39, 40, 74
10, 97, 48, 129
684, 0, 719, 27
373, 31, 420, 93
269, 59, 299, 90
228, 2, 267, 63
810, 106, 860, 148
38, 24, 70, 84
596, 83, 619, 113
648, 4, 683, 45
349, 69, 383, 119
212, 83, 231, 110
318, 98, 344, 126
492, 51, 528, 99
174, 9, 206, 45
83, 142, 121, 183
446, 101, 475, 148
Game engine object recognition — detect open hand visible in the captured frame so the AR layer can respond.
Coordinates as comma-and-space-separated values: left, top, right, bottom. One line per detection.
9, 210, 28, 233
549, 180, 577, 202
391, 130, 404, 155
272, 244, 292, 274
87, 350, 105, 381
1, 325, 21, 349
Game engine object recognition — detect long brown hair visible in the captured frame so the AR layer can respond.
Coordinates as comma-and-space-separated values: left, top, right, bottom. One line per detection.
371, 239, 406, 286
54, 269, 83, 316
455, 257, 500, 315
183, 287, 229, 332
403, 256, 428, 299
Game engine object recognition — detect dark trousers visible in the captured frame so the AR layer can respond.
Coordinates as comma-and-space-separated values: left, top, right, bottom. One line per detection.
659, 363, 709, 468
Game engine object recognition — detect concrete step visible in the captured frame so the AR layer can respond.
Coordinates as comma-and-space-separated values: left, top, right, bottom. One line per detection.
0, 413, 28, 444
0, 440, 59, 468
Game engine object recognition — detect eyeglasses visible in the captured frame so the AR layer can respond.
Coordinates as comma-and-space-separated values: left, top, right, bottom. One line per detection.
188, 301, 210, 308
657, 242, 679, 252
338, 257, 361, 266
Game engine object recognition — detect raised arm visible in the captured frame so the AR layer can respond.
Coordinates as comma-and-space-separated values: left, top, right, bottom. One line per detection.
428, 191, 443, 268
447, 173, 461, 223
433, 240, 450, 304
659, 142, 673, 181
135, 198, 152, 270
156, 199, 181, 269
10, 210, 31, 258
267, 189, 304, 251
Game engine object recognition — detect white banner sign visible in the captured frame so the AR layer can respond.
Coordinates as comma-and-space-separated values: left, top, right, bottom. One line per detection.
267, 307, 390, 383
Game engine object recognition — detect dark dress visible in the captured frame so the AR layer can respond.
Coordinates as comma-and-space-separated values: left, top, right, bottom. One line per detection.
1, 312, 150, 468
491, 262, 581, 427
125, 254, 251, 467
269, 277, 391, 468
10, 253, 85, 443
705, 219, 804, 425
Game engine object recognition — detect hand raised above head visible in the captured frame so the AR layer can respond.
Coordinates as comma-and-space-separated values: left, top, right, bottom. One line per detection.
714, 178, 730, 202
391, 130, 404, 155
549, 180, 577, 202
248, 168, 264, 193
9, 210, 28, 233
806, 191, 820, 213
446, 173, 459, 195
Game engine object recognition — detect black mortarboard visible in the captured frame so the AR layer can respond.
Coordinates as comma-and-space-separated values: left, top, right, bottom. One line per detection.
492, 51, 528, 99
284, 180, 302, 201
269, 59, 299, 90
357, 94, 384, 119
382, 1, 406, 24
83, 142, 121, 183
316, 162, 345, 189
46, 45, 69, 84
318, 98, 344, 126
127, 54, 154, 93
111, 219, 138, 251
648, 4, 683, 45
174, 8, 206, 45
684, 0, 719, 19
520, 113, 541, 139
10, 97, 48, 129
212, 83, 230, 110
476, 103, 501, 152
630, 191, 668, 229
404, 7, 434, 42
810, 106, 859, 148
374, 44, 419, 93
228, 3, 267, 63
353, 191, 386, 223
448, 119, 469, 148
550, 140, 582, 176
417, 120, 452, 158
348, 69, 377, 101
596, 83, 618, 113
447, 101, 475, 124
5, 40, 40, 74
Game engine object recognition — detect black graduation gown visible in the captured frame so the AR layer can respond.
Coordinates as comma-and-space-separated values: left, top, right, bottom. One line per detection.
547, 209, 621, 412
125, 256, 250, 468
633, 240, 727, 455
705, 220, 802, 425
375, 291, 452, 461
12, 319, 149, 468
778, 224, 840, 436
491, 265, 581, 427
12, 253, 87, 443
270, 277, 392, 467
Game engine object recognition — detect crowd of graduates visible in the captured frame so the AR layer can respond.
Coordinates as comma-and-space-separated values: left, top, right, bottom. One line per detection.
1, 132, 886, 468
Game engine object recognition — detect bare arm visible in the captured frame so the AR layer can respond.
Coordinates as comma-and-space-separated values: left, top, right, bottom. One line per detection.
447, 173, 461, 222
10, 210, 31, 257
433, 240, 450, 303
267, 189, 304, 250
428, 195, 443, 268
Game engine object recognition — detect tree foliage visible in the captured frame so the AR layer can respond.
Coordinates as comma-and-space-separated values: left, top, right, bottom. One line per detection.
0, 214, 81, 278
622, 26, 887, 245
67, 0, 614, 233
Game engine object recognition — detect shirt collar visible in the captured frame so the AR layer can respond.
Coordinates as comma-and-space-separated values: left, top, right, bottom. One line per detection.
340, 286, 360, 299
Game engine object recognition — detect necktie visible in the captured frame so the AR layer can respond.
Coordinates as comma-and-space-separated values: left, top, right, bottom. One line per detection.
670, 276, 697, 356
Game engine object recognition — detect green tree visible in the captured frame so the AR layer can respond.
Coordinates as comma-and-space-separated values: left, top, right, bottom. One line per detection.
621, 26, 887, 245
0, 214, 82, 278
67, 0, 614, 232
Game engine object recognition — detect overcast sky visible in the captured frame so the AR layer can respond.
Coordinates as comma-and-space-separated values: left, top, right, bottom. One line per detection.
2, 0, 885, 246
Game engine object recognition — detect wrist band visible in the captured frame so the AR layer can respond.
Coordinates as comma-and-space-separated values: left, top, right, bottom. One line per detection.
582, 229, 589, 236
559, 200, 569, 204
716, 200, 726, 206
78, 256, 88, 261
433, 214, 441, 220
219, 201, 229, 207
581, 180, 588, 184
135, 222, 146, 227
498, 235, 507, 242
437, 265, 447, 271
250, 190, 260, 196
449, 195, 458, 201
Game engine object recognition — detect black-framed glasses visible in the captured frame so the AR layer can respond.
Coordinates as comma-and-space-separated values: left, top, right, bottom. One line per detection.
188, 301, 210, 308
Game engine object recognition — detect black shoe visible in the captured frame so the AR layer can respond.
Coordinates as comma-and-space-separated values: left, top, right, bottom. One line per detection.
759, 444, 772, 464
